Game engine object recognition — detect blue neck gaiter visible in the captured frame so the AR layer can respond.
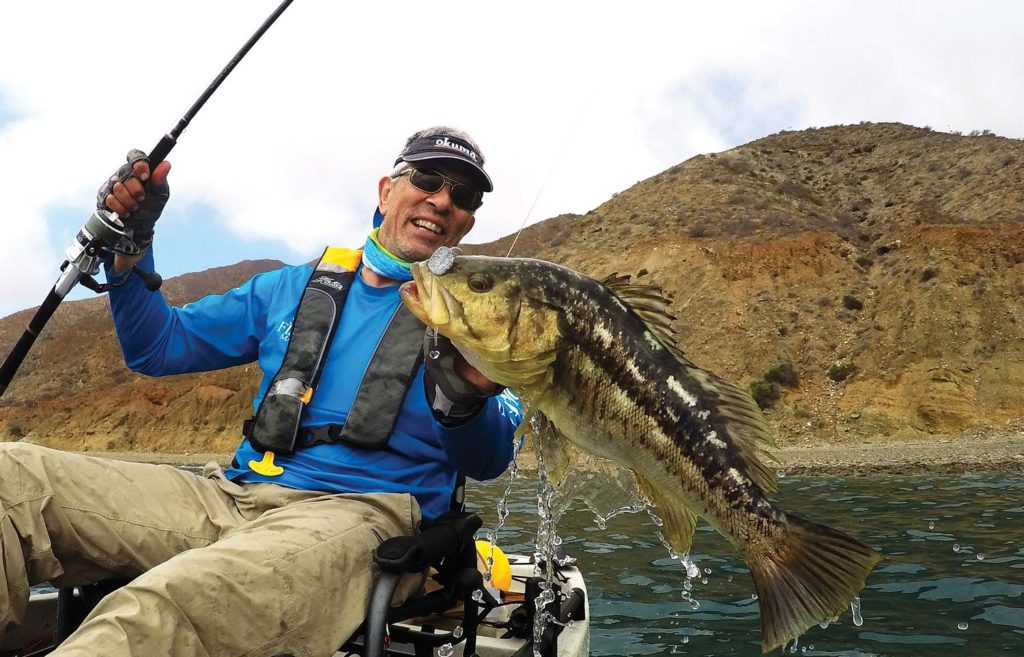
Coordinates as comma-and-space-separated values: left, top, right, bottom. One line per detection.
362, 228, 413, 281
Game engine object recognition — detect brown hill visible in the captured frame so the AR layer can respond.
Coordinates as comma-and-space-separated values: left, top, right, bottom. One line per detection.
0, 260, 284, 453
2, 122, 1022, 454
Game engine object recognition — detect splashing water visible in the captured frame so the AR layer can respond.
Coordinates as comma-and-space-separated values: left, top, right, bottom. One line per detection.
532, 416, 566, 657
485, 430, 526, 583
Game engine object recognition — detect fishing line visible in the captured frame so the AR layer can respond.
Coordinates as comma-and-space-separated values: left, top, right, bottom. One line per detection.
504, 130, 572, 258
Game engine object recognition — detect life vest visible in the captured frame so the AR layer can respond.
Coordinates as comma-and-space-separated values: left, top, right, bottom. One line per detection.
243, 246, 425, 474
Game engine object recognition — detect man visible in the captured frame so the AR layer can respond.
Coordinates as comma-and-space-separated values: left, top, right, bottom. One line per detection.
0, 127, 518, 656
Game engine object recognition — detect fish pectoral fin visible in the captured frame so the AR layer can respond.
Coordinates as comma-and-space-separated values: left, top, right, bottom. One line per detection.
636, 476, 698, 555
536, 419, 572, 486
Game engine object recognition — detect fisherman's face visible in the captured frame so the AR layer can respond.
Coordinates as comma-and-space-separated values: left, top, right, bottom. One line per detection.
377, 160, 479, 263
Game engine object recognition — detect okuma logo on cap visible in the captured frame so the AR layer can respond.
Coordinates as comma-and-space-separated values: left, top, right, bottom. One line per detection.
434, 136, 479, 162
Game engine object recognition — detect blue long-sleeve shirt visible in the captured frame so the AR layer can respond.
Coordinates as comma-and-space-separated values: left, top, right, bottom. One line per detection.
106, 249, 519, 520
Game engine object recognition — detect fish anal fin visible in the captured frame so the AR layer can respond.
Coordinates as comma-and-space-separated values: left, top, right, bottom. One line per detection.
636, 476, 698, 555
748, 514, 881, 652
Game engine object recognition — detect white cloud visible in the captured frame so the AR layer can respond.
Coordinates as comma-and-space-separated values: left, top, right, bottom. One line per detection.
1, 0, 1022, 318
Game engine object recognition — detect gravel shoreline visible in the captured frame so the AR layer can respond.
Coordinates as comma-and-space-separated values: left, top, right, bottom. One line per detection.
87, 432, 1024, 476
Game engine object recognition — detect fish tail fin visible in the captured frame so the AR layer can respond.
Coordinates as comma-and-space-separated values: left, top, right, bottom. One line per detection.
747, 514, 881, 653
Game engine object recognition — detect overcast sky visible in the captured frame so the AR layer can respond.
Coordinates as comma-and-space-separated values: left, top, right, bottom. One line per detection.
1, 0, 1022, 318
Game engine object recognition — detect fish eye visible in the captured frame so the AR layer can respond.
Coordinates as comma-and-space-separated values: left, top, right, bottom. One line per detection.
468, 273, 493, 293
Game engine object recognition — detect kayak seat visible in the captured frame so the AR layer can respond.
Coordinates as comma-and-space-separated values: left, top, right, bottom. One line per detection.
347, 509, 495, 657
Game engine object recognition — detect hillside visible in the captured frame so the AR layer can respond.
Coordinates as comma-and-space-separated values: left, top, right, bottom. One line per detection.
1, 122, 1022, 453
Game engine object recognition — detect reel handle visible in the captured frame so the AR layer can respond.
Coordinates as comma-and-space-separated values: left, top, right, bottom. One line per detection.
133, 266, 163, 291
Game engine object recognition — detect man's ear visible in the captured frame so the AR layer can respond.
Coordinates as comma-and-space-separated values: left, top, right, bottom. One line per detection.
378, 176, 393, 215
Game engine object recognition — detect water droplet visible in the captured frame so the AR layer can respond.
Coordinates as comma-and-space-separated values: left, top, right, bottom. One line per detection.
788, 637, 799, 653
727, 575, 734, 583
850, 596, 864, 627
686, 562, 700, 579
928, 521, 935, 530
682, 636, 689, 644
752, 593, 759, 600
428, 350, 440, 360
438, 643, 455, 657
452, 626, 464, 639
701, 577, 708, 585
777, 469, 787, 478
703, 567, 712, 574
976, 553, 985, 561
808, 646, 814, 651
953, 543, 961, 552
683, 580, 693, 591
818, 620, 830, 630
689, 599, 700, 610
472, 589, 484, 603
957, 621, 968, 630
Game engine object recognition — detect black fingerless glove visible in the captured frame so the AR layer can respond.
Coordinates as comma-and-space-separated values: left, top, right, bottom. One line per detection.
423, 328, 502, 427
96, 149, 170, 256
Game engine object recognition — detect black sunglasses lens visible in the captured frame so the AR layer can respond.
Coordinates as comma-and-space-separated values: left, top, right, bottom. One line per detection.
408, 169, 445, 193
451, 187, 483, 212
408, 168, 483, 211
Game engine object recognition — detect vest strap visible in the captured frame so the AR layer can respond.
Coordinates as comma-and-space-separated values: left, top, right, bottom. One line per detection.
247, 247, 359, 454
304, 304, 425, 449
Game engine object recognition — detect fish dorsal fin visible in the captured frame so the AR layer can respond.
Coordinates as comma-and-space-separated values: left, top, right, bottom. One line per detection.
601, 273, 781, 493
600, 273, 686, 361
635, 475, 698, 555
686, 367, 781, 493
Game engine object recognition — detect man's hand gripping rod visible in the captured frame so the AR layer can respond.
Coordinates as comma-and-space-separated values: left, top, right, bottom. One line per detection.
0, 0, 295, 398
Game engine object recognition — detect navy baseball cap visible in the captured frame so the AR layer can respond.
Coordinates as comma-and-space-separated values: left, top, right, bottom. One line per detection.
395, 133, 493, 192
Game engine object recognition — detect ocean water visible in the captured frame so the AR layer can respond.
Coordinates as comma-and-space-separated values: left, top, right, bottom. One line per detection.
467, 471, 1024, 656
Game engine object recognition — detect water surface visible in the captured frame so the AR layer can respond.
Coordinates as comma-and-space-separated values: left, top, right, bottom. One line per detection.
467, 471, 1024, 656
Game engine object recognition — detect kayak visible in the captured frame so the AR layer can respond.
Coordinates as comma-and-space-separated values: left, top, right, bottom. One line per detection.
365, 553, 590, 657
2, 554, 589, 657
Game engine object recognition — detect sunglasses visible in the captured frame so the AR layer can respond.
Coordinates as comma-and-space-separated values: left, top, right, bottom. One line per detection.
398, 168, 484, 213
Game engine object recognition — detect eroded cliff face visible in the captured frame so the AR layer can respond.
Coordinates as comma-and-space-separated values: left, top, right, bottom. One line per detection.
2, 123, 1022, 452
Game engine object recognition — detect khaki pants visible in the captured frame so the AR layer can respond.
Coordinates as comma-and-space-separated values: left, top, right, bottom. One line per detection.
0, 443, 423, 657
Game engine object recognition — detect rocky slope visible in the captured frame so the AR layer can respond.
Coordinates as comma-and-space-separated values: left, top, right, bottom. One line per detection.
2, 122, 1022, 453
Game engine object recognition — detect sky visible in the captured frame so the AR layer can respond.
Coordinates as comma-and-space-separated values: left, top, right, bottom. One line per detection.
0, 0, 1022, 318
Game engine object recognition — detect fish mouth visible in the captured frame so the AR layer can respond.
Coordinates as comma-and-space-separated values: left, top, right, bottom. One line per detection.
400, 262, 463, 329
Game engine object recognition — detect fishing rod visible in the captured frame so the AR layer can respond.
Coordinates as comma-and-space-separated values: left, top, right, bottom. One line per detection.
0, 0, 295, 398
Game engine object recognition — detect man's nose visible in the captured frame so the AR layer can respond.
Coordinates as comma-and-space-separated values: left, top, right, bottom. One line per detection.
426, 183, 454, 211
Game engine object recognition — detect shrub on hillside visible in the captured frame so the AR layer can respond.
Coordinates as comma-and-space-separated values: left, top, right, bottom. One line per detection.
750, 381, 780, 410
764, 362, 800, 388
842, 295, 863, 311
827, 362, 858, 382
